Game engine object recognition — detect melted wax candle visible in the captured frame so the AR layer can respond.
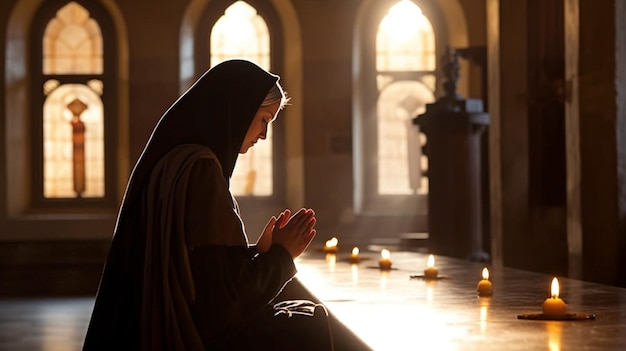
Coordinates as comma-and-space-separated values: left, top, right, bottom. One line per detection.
423, 254, 438, 279
476, 267, 493, 296
324, 237, 338, 253
379, 249, 392, 270
542, 277, 568, 316
349, 247, 360, 263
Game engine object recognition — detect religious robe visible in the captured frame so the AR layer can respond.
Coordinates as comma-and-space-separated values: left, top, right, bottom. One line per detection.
150, 144, 299, 348
84, 144, 326, 350
83, 59, 332, 351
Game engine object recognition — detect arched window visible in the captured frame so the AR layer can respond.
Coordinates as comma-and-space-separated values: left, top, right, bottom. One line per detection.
356, 0, 437, 213
200, 0, 284, 199
32, 0, 117, 207
210, 1, 272, 196
210, 1, 270, 69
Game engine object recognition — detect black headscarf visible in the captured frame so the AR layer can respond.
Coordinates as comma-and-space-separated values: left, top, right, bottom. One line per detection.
126, 59, 279, 202
83, 60, 280, 350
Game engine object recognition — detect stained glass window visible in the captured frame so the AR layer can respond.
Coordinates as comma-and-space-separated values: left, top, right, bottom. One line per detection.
43, 2, 102, 74
42, 2, 105, 198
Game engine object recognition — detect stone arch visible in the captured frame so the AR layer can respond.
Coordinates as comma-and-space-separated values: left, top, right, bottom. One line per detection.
352, 0, 470, 213
180, 0, 304, 208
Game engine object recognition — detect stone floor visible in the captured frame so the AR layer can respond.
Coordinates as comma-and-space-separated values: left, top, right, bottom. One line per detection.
295, 249, 626, 351
1, 247, 625, 351
0, 297, 92, 351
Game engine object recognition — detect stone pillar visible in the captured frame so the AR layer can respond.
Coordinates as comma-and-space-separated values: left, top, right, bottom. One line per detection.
414, 47, 490, 261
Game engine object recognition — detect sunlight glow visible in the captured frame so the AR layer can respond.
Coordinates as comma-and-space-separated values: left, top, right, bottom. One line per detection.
43, 1, 102, 74
380, 0, 423, 41
377, 81, 434, 194
375, 1, 435, 196
376, 0, 435, 71
211, 1, 272, 196
42, 2, 105, 198
43, 85, 104, 198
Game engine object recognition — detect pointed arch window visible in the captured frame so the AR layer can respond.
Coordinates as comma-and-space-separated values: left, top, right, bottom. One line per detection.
32, 0, 117, 207
357, 0, 437, 213
210, 1, 273, 196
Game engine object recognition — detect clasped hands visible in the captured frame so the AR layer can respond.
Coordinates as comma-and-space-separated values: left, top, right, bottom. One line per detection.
256, 208, 317, 258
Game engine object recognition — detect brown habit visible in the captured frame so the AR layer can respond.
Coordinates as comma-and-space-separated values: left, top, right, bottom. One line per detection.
83, 60, 300, 350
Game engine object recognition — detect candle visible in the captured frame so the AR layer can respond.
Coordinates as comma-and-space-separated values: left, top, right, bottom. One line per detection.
324, 237, 338, 253
379, 249, 392, 270
476, 267, 493, 296
349, 247, 360, 263
542, 277, 568, 316
423, 254, 438, 279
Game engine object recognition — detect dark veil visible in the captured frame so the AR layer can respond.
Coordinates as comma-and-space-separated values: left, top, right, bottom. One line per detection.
128, 59, 279, 200
83, 60, 279, 350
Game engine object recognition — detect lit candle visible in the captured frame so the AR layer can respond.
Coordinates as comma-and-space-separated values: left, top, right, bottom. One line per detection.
379, 249, 392, 270
542, 277, 568, 316
476, 267, 493, 296
349, 247, 360, 263
423, 254, 438, 279
324, 237, 338, 253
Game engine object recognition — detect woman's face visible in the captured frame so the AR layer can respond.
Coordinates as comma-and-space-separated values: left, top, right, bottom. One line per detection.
239, 101, 281, 153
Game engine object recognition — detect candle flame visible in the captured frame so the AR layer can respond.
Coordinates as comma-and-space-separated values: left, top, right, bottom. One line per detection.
352, 247, 359, 255
381, 249, 391, 259
482, 267, 490, 280
550, 277, 560, 298
325, 237, 338, 247
427, 254, 435, 268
